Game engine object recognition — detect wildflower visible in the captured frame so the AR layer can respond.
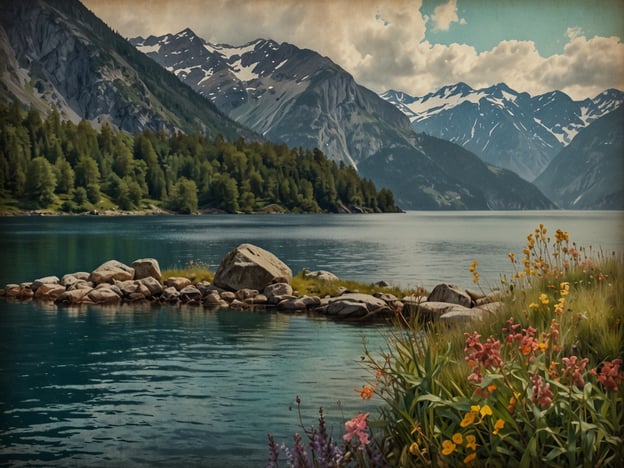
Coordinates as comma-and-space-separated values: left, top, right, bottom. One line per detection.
465, 434, 477, 451
493, 418, 505, 435
529, 302, 539, 310
479, 405, 492, 419
464, 332, 503, 383
409, 442, 419, 455
343, 412, 370, 446
590, 358, 623, 392
561, 356, 589, 388
460, 410, 478, 428
539, 293, 549, 305
507, 252, 516, 263
549, 361, 560, 380
441, 439, 457, 455
452, 433, 463, 445
531, 374, 554, 409
469, 260, 480, 283
464, 452, 477, 464
356, 385, 374, 400
559, 282, 570, 296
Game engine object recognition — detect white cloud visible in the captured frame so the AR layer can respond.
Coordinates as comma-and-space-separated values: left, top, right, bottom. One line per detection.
431, 0, 466, 31
83, 0, 623, 100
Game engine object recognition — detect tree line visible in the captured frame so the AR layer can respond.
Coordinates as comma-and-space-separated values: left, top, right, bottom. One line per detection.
0, 101, 399, 214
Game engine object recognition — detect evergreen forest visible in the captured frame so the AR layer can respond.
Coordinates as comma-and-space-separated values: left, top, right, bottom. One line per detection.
0, 101, 399, 214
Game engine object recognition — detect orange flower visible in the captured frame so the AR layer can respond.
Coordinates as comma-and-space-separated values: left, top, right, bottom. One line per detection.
464, 452, 477, 464
356, 385, 374, 400
441, 440, 456, 455
465, 434, 477, 450
493, 418, 505, 435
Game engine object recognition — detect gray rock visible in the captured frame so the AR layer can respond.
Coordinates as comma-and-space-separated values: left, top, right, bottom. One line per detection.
34, 283, 65, 300
264, 283, 294, 304
204, 292, 229, 308
161, 286, 180, 302
214, 243, 292, 291
87, 288, 122, 305
403, 301, 458, 322
4, 284, 21, 297
32, 276, 60, 291
244, 294, 268, 306
196, 281, 220, 296
277, 295, 321, 311
427, 284, 473, 308
164, 277, 192, 291
474, 301, 505, 315
60, 274, 81, 288
90, 260, 135, 285
235, 288, 259, 301
440, 307, 487, 326
131, 258, 162, 282
302, 269, 339, 282
220, 291, 236, 302
139, 276, 164, 297
55, 288, 92, 305
179, 285, 202, 302
318, 293, 393, 320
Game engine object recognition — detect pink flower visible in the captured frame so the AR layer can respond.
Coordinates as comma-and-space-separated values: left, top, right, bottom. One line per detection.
561, 356, 589, 388
590, 359, 623, 392
343, 412, 370, 446
531, 374, 553, 408
464, 331, 503, 384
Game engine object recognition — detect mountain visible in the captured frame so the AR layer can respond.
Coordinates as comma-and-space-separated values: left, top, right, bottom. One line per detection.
130, 30, 414, 168
533, 107, 624, 209
0, 0, 252, 139
131, 30, 554, 210
381, 83, 624, 181
358, 133, 555, 210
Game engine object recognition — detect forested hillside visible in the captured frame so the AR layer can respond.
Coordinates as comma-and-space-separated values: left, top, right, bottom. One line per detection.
0, 102, 399, 214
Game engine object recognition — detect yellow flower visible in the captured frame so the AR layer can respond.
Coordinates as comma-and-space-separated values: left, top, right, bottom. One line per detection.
507, 252, 516, 263
441, 440, 457, 455
493, 418, 505, 435
452, 433, 463, 445
479, 405, 493, 418
464, 452, 477, 464
461, 406, 481, 427
539, 293, 549, 305
465, 434, 477, 451
559, 282, 570, 296
529, 302, 539, 310
409, 442, 419, 455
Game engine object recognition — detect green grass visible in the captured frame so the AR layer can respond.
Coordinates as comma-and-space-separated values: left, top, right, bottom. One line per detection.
162, 262, 214, 284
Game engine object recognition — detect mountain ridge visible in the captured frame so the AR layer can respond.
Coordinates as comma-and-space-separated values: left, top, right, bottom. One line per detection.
381, 83, 624, 181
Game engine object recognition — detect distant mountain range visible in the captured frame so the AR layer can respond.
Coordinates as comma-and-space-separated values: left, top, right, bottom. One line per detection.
380, 83, 624, 182
129, 29, 554, 210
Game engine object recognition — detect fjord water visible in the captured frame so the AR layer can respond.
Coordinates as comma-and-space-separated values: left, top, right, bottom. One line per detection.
1, 211, 622, 466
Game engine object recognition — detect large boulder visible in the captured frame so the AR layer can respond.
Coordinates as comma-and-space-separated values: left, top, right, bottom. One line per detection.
427, 284, 473, 308
131, 258, 162, 282
89, 260, 135, 285
214, 244, 292, 291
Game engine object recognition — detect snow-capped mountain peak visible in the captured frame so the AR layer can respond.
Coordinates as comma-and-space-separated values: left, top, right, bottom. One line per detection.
380, 83, 623, 181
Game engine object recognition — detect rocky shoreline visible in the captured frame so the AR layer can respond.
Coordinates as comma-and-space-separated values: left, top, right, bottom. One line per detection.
0, 243, 502, 324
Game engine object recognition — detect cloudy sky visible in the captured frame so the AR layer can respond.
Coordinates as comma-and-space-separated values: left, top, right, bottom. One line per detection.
82, 0, 624, 100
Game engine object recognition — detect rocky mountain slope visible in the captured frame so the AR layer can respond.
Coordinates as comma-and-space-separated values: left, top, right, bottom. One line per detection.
131, 29, 414, 169
0, 0, 251, 139
533, 107, 623, 209
381, 83, 623, 181
131, 30, 554, 210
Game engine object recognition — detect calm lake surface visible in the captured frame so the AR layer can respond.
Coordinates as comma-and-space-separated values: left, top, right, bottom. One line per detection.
1, 211, 623, 466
